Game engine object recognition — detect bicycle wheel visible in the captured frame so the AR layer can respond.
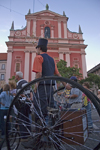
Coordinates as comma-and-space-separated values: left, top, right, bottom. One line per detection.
6, 76, 100, 150
0, 131, 20, 150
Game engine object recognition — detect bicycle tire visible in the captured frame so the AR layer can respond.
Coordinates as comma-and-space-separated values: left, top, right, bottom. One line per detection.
6, 76, 100, 150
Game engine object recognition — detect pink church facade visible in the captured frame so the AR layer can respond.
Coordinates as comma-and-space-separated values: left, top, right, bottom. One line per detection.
6, 9, 87, 83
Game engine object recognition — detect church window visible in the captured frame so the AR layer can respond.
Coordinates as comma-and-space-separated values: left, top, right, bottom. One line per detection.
16, 63, 20, 72
44, 27, 50, 38
1, 74, 4, 80
1, 64, 5, 70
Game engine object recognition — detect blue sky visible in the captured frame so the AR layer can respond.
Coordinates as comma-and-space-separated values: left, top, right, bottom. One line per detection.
0, 0, 100, 71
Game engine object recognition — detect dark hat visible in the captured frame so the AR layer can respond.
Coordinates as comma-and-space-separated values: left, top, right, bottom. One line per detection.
70, 76, 77, 82
36, 38, 48, 49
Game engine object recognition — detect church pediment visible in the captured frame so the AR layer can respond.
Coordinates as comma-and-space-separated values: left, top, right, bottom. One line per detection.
26, 10, 68, 19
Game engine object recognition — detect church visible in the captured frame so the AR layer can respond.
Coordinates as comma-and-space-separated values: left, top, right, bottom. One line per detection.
5, 6, 87, 83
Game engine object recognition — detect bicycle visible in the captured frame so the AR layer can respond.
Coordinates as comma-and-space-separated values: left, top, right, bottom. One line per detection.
5, 76, 100, 150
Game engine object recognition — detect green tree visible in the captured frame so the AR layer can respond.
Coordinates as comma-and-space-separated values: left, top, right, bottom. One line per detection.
9, 76, 15, 80
57, 60, 82, 79
79, 73, 100, 89
9, 76, 18, 82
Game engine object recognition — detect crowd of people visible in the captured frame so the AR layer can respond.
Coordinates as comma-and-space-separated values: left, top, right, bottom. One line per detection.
0, 71, 32, 141
0, 38, 99, 146
0, 84, 14, 139
58, 77, 94, 130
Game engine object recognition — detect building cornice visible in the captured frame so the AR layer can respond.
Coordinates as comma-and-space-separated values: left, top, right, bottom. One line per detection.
6, 41, 34, 47
48, 43, 87, 49
6, 41, 87, 49
8, 36, 84, 41
87, 63, 100, 74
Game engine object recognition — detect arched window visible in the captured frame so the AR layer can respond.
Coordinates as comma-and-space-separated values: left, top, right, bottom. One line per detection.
44, 27, 50, 38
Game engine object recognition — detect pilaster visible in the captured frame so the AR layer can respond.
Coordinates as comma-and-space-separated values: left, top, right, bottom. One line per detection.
31, 49, 36, 80
51, 26, 54, 38
58, 20, 61, 38
33, 19, 36, 37
59, 52, 63, 60
81, 49, 87, 78
24, 51, 30, 81
65, 52, 70, 67
63, 21, 67, 38
27, 20, 30, 36
6, 49, 13, 83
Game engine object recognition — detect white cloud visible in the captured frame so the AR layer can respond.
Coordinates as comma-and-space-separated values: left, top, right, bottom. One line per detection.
0, 44, 7, 53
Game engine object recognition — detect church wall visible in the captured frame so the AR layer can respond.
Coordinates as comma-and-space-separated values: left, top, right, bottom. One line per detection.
67, 29, 79, 40
5, 9, 87, 82
13, 46, 25, 49
36, 20, 44, 37
51, 20, 58, 38
11, 51, 25, 78
47, 52, 59, 63
36, 20, 59, 38
70, 48, 81, 51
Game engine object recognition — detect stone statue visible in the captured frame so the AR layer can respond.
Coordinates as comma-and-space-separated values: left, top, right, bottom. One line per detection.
46, 4, 49, 10
63, 11, 66, 16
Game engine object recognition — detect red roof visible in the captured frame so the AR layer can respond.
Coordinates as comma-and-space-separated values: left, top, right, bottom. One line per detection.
0, 53, 7, 60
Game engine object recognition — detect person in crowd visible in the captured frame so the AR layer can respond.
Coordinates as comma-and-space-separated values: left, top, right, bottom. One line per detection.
15, 71, 31, 141
65, 76, 82, 109
9, 80, 17, 96
0, 84, 13, 139
22, 38, 65, 149
0, 87, 3, 94
57, 85, 71, 109
82, 82, 93, 130
97, 89, 100, 100
32, 38, 64, 119
0, 87, 3, 109
33, 38, 66, 142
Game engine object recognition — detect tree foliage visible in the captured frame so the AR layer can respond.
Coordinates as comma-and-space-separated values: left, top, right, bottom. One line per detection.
9, 76, 15, 80
9, 76, 18, 82
79, 73, 100, 88
57, 60, 82, 79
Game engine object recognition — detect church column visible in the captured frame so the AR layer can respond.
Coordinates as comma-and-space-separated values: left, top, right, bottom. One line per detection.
59, 52, 64, 60
65, 52, 70, 67
63, 21, 67, 38
27, 20, 30, 36
31, 50, 36, 80
6, 50, 13, 83
81, 52, 87, 78
24, 51, 30, 81
33, 19, 36, 37
58, 20, 61, 38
